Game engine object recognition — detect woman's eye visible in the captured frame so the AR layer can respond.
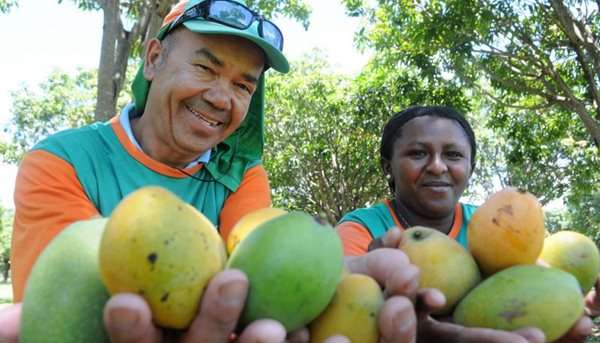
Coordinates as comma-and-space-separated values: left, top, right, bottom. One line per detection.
446, 151, 463, 159
408, 150, 426, 158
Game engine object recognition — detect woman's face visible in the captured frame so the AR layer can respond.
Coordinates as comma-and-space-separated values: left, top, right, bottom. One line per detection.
383, 115, 473, 219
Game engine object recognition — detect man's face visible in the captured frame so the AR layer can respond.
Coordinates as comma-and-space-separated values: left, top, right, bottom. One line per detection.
384, 115, 472, 218
141, 28, 265, 167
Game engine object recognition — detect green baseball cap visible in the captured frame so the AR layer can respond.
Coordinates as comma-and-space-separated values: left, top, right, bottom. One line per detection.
131, 0, 289, 114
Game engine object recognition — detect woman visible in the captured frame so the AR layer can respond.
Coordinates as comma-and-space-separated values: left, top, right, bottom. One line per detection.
337, 105, 598, 342
338, 106, 476, 255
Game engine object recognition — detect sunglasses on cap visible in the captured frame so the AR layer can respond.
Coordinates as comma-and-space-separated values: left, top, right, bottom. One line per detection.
169, 0, 284, 51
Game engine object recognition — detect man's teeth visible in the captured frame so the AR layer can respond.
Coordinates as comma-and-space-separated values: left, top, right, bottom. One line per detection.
186, 105, 221, 127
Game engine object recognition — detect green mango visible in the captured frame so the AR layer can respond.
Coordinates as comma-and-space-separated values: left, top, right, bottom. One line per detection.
453, 265, 584, 342
21, 218, 110, 343
227, 211, 344, 332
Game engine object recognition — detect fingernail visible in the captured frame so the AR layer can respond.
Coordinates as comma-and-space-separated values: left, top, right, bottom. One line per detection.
393, 302, 415, 332
219, 280, 246, 306
109, 307, 139, 331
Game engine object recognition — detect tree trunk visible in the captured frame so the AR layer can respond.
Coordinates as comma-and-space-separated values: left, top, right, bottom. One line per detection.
94, 0, 177, 122
95, 0, 121, 121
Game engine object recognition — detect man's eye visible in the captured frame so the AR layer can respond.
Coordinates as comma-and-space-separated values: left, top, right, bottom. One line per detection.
195, 64, 213, 73
236, 83, 252, 94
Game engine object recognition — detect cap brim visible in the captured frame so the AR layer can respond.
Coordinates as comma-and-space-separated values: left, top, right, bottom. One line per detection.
182, 20, 289, 73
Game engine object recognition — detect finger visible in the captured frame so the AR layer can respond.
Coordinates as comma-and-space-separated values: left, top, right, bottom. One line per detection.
346, 248, 410, 287
236, 319, 286, 343
422, 320, 542, 343
415, 288, 446, 321
585, 276, 600, 317
0, 303, 21, 343
379, 296, 417, 343
287, 327, 309, 343
103, 293, 162, 343
183, 269, 249, 343
383, 263, 420, 301
512, 327, 546, 343
368, 237, 384, 251
368, 228, 402, 252
554, 316, 593, 343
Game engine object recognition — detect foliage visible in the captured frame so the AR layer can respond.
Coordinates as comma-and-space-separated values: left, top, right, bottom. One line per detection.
264, 53, 470, 223
0, 206, 13, 283
0, 0, 17, 13
1, 64, 136, 164
342, 0, 600, 230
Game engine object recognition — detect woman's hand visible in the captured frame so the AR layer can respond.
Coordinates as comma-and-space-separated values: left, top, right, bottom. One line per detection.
415, 289, 546, 343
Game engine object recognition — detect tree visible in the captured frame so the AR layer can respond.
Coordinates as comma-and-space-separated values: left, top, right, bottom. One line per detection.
342, 0, 600, 229
0, 0, 17, 13
1, 69, 98, 163
0, 206, 13, 283
264, 53, 470, 223
61, 0, 311, 121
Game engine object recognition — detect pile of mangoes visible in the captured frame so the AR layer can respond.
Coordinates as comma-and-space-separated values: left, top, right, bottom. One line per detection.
18, 186, 600, 342
398, 187, 599, 342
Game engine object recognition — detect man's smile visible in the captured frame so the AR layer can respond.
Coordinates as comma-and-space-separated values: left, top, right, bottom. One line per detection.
185, 103, 224, 127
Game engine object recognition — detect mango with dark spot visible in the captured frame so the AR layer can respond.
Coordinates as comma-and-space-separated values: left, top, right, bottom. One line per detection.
398, 226, 481, 315
227, 211, 344, 332
453, 265, 584, 341
21, 218, 110, 342
468, 187, 545, 275
309, 273, 383, 343
99, 186, 226, 329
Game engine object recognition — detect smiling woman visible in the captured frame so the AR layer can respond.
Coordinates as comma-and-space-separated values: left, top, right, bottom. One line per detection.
336, 105, 478, 256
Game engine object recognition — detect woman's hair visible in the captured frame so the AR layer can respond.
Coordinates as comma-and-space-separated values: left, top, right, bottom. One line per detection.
380, 105, 477, 172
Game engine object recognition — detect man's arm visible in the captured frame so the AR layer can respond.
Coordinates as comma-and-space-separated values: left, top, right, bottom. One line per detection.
218, 164, 271, 242
11, 150, 99, 301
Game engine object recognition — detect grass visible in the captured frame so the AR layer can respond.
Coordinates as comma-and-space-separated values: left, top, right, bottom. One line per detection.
0, 281, 12, 309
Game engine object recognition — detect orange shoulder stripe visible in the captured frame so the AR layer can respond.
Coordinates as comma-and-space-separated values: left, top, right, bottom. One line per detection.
218, 164, 271, 242
11, 150, 99, 302
336, 221, 372, 256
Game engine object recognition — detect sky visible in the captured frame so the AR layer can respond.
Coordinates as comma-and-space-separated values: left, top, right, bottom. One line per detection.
0, 0, 370, 209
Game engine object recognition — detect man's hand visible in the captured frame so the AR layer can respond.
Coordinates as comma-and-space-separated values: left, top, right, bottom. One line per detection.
0, 302, 20, 343
104, 269, 287, 343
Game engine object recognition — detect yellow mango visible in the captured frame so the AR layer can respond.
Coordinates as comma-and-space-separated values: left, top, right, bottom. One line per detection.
99, 186, 226, 329
454, 265, 584, 342
309, 273, 383, 343
468, 188, 545, 275
398, 226, 481, 314
226, 207, 287, 255
540, 230, 600, 293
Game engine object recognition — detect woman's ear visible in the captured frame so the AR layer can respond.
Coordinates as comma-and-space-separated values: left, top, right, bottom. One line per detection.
380, 159, 392, 177
143, 38, 164, 81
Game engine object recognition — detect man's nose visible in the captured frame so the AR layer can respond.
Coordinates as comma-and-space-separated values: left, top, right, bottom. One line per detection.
203, 80, 232, 111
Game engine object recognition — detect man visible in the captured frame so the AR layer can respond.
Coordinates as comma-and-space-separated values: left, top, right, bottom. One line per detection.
2, 1, 424, 341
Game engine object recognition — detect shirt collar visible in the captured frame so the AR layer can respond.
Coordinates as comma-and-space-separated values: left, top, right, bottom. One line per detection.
119, 103, 211, 167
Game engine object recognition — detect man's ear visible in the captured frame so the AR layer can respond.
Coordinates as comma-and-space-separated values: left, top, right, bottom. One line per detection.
143, 38, 164, 82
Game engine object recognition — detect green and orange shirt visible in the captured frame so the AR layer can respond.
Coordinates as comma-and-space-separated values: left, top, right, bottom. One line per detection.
11, 111, 271, 302
336, 199, 477, 256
